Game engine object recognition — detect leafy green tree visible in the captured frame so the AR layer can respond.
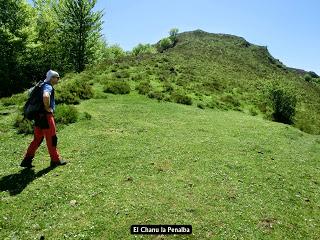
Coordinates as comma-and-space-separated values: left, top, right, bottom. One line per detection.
169, 28, 179, 44
0, 0, 30, 96
55, 0, 103, 72
30, 0, 62, 71
18, 0, 65, 85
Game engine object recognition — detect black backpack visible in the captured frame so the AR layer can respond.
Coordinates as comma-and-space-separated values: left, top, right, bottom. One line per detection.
23, 81, 47, 120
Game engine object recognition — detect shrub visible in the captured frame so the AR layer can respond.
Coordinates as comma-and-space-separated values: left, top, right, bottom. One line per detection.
113, 71, 130, 79
197, 103, 205, 109
308, 71, 319, 78
81, 111, 92, 120
169, 28, 179, 44
104, 81, 131, 94
164, 96, 172, 102
132, 43, 157, 56
148, 91, 165, 101
294, 111, 319, 135
158, 74, 167, 82
220, 93, 241, 109
93, 89, 108, 99
162, 82, 174, 93
201, 80, 223, 92
14, 114, 33, 134
131, 73, 145, 81
136, 81, 152, 95
157, 37, 173, 52
269, 88, 297, 124
2, 92, 28, 106
206, 98, 227, 110
13, 105, 79, 134
54, 104, 79, 125
304, 74, 312, 82
56, 79, 93, 104
71, 80, 93, 101
249, 106, 258, 116
56, 90, 80, 105
172, 92, 193, 105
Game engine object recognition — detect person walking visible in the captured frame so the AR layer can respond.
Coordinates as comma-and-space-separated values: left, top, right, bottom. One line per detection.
20, 70, 67, 168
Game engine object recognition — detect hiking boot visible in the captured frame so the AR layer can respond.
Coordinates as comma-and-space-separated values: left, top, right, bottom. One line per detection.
50, 159, 67, 167
20, 156, 35, 168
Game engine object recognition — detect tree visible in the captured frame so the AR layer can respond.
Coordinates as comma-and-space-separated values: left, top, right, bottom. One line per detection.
56, 0, 103, 72
0, 0, 30, 96
18, 0, 63, 84
31, 0, 62, 71
169, 28, 179, 44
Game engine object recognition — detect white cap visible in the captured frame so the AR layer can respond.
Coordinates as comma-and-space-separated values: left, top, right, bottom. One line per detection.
44, 70, 60, 82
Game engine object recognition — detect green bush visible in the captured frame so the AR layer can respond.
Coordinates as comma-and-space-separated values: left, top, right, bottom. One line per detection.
269, 88, 297, 124
132, 43, 157, 56
148, 91, 165, 101
171, 92, 193, 105
76, 82, 94, 99
206, 98, 227, 110
201, 80, 223, 93
104, 81, 131, 94
13, 105, 80, 134
308, 71, 319, 78
93, 90, 108, 99
113, 71, 130, 79
294, 111, 319, 135
157, 37, 173, 52
55, 91, 80, 105
164, 96, 172, 102
56, 79, 93, 104
54, 104, 79, 125
131, 73, 145, 81
81, 111, 92, 120
220, 93, 241, 109
162, 82, 174, 93
136, 81, 152, 95
304, 74, 312, 82
197, 103, 205, 109
13, 114, 33, 134
249, 106, 258, 116
2, 92, 28, 106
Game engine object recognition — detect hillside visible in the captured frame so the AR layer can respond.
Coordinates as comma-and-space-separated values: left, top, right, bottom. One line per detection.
84, 29, 320, 134
1, 93, 320, 239
0, 30, 320, 239
2, 30, 320, 134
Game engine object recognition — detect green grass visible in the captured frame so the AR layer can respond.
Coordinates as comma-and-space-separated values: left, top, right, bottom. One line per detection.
1, 93, 319, 239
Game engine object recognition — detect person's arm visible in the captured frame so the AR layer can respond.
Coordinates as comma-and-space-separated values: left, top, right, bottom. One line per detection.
43, 92, 53, 113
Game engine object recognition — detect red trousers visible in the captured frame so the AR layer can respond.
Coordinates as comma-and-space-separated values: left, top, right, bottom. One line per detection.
24, 113, 60, 162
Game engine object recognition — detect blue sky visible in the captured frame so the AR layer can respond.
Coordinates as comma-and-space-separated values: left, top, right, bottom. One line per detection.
95, 0, 319, 73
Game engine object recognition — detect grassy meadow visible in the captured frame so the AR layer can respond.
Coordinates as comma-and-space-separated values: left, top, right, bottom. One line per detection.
0, 92, 319, 239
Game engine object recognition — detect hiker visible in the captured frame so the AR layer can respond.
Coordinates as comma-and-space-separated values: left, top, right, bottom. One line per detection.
20, 70, 67, 168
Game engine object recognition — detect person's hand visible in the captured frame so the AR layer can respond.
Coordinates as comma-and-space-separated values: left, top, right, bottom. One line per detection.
46, 108, 53, 113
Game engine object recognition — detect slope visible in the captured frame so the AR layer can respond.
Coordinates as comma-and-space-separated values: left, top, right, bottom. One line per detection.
0, 93, 319, 239
89, 29, 320, 134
